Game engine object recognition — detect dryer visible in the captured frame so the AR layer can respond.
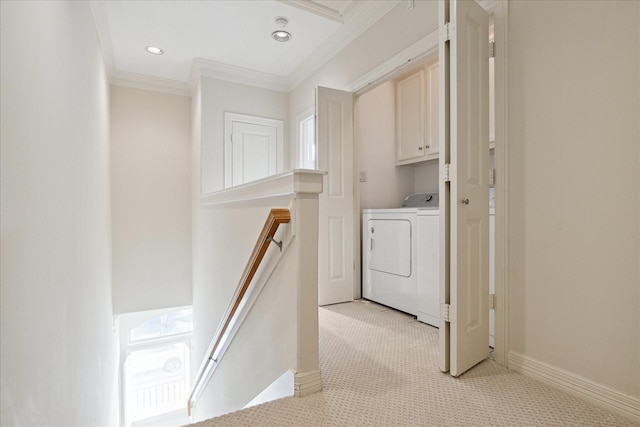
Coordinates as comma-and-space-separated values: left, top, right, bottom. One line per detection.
362, 207, 419, 315
362, 193, 439, 325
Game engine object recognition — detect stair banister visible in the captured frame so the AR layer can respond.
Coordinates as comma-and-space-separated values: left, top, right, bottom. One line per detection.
187, 208, 290, 416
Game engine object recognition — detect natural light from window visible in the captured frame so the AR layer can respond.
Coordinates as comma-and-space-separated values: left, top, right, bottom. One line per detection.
123, 307, 193, 427
299, 114, 316, 169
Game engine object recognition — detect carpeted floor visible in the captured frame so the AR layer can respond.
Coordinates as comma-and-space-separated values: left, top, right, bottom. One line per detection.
194, 300, 638, 426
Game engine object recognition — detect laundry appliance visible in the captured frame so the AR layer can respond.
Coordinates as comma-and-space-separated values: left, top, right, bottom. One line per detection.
362, 193, 439, 327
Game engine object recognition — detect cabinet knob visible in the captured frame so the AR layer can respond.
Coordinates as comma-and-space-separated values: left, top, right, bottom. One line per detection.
418, 146, 423, 150
461, 198, 470, 205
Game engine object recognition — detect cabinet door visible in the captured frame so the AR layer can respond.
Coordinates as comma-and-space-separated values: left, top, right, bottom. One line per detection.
231, 121, 278, 186
396, 69, 425, 163
224, 112, 283, 188
425, 62, 440, 157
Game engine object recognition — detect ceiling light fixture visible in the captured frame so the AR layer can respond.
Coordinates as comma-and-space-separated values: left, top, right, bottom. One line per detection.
146, 46, 164, 55
272, 30, 291, 42
272, 17, 291, 42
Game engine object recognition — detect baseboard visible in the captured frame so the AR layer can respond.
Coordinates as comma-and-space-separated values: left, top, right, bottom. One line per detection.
509, 351, 640, 423
293, 369, 322, 397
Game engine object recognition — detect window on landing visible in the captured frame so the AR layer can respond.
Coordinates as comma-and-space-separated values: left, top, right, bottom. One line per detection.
121, 307, 193, 427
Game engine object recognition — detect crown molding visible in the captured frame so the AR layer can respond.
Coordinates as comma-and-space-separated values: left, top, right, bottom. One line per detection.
111, 71, 191, 96
190, 58, 289, 93
287, 0, 400, 92
345, 29, 439, 96
91, 0, 401, 96
278, 0, 346, 23
89, 1, 116, 78
478, 0, 498, 13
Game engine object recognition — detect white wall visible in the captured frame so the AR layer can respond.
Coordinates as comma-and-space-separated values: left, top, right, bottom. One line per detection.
355, 80, 415, 210
191, 77, 293, 418
199, 77, 288, 194
0, 2, 118, 425
192, 205, 297, 421
413, 162, 439, 194
355, 75, 441, 212
508, 0, 640, 398
110, 85, 192, 314
288, 0, 439, 162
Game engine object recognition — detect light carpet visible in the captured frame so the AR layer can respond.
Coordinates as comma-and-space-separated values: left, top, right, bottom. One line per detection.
194, 300, 637, 426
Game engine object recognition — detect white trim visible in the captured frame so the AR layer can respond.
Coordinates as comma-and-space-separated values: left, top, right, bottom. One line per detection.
92, 1, 398, 95
294, 369, 323, 397
296, 107, 316, 170
201, 170, 326, 207
279, 0, 347, 23
90, 1, 191, 97
509, 352, 640, 423
89, 1, 116, 78
477, 0, 498, 13
489, 0, 509, 369
191, 59, 289, 93
345, 30, 439, 96
110, 70, 191, 96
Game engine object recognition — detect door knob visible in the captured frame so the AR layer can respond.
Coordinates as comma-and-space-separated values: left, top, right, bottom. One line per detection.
461, 198, 469, 205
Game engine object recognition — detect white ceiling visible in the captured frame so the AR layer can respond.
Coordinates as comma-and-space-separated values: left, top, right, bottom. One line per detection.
91, 0, 400, 93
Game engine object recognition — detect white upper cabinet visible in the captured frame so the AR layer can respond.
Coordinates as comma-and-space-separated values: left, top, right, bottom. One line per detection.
396, 69, 425, 164
395, 60, 439, 165
425, 61, 439, 158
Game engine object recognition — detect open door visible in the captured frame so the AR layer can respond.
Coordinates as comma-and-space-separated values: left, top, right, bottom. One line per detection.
438, 0, 490, 377
316, 87, 355, 306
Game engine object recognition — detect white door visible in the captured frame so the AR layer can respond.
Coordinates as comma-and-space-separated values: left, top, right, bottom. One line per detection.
224, 113, 283, 188
317, 87, 354, 306
439, 0, 490, 377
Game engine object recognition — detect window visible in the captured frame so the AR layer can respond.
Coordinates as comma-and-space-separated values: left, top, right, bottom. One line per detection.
298, 110, 316, 170
120, 307, 193, 427
129, 307, 192, 343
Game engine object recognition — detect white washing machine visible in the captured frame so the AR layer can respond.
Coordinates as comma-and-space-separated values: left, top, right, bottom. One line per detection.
362, 193, 439, 326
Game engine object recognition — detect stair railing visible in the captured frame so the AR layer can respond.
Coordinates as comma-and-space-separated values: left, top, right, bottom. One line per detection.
187, 208, 291, 416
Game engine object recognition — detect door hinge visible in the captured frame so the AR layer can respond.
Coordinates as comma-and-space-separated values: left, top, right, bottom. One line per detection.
489, 294, 496, 310
443, 163, 451, 182
441, 303, 455, 322
489, 168, 496, 186
439, 21, 455, 43
441, 303, 450, 322
489, 41, 496, 58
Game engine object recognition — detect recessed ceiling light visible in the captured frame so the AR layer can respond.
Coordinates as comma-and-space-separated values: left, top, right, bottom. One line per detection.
272, 30, 291, 42
146, 46, 164, 55
275, 17, 288, 27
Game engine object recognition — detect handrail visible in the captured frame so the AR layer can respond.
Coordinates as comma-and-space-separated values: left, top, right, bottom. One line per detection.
187, 208, 291, 416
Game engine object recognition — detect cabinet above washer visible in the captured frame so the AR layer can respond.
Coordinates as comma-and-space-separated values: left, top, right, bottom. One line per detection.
395, 60, 439, 166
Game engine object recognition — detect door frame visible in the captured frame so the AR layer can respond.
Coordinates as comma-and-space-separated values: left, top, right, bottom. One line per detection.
345, 0, 510, 367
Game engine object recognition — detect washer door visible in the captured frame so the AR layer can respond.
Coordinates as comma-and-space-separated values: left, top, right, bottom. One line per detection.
367, 219, 412, 277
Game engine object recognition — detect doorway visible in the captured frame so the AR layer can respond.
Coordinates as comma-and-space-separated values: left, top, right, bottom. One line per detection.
349, 1, 507, 368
